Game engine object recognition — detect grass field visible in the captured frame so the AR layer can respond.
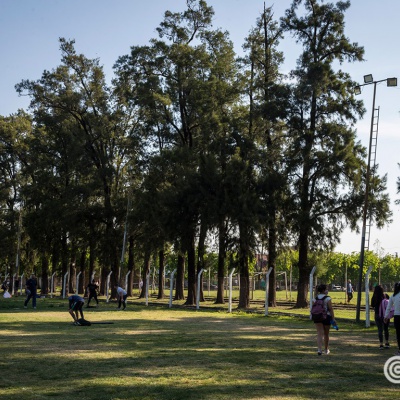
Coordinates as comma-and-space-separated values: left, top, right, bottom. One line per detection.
0, 295, 398, 400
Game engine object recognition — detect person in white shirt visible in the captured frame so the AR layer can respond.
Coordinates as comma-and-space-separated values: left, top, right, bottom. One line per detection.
115, 285, 127, 310
384, 282, 400, 356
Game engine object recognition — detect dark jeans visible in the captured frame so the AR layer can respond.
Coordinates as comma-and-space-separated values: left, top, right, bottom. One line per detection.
394, 315, 400, 350
375, 315, 389, 343
118, 294, 127, 309
24, 291, 37, 308
87, 292, 98, 305
347, 292, 353, 302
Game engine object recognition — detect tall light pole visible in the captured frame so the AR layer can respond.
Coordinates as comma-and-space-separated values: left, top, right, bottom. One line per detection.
354, 74, 397, 322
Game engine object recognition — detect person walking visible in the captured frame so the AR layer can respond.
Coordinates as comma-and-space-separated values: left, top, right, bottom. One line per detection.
115, 285, 127, 310
313, 284, 336, 356
24, 274, 38, 309
346, 279, 354, 303
371, 284, 390, 349
68, 294, 85, 325
86, 279, 99, 307
384, 282, 400, 356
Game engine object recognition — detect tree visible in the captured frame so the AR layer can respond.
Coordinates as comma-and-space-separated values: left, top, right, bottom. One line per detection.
0, 111, 31, 279
16, 39, 140, 294
281, 0, 391, 307
241, 4, 289, 306
115, 0, 240, 305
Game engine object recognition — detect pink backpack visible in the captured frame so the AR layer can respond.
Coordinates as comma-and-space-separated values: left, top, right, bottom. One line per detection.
311, 296, 328, 322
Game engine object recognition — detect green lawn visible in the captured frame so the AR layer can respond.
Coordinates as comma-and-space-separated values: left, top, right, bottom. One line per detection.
0, 296, 397, 400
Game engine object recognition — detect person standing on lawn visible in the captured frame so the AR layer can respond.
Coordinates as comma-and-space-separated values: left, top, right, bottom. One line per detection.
115, 284, 127, 310
86, 279, 99, 307
384, 282, 400, 356
371, 284, 390, 349
313, 284, 336, 356
24, 274, 37, 309
346, 279, 354, 303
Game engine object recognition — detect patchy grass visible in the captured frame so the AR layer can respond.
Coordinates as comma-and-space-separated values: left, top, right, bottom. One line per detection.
0, 296, 397, 399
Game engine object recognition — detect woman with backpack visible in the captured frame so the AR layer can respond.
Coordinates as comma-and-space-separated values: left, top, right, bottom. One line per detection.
313, 284, 336, 356
371, 284, 391, 350
384, 282, 400, 356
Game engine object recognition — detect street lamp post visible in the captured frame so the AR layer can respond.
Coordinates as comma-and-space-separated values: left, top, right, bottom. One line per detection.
354, 74, 397, 322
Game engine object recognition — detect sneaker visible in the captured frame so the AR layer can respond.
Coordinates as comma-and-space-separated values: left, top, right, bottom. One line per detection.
380, 345, 384, 350
325, 349, 330, 355
317, 351, 322, 356
394, 350, 400, 356
33, 307, 36, 309
385, 343, 390, 349
24, 306, 27, 309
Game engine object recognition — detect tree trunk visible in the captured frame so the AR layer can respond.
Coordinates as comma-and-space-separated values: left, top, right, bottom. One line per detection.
295, 231, 310, 308
79, 250, 86, 295
268, 224, 277, 307
61, 235, 68, 297
197, 219, 207, 302
88, 220, 96, 283
40, 254, 49, 295
157, 248, 165, 299
174, 253, 185, 300
216, 219, 226, 304
68, 261, 76, 294
127, 235, 134, 297
184, 233, 196, 306
238, 223, 250, 309
139, 250, 151, 299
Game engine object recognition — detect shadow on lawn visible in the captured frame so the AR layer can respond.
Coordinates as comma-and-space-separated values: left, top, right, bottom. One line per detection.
0, 302, 395, 400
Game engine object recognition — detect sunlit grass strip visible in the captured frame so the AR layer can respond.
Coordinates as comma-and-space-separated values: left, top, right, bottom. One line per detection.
0, 299, 396, 400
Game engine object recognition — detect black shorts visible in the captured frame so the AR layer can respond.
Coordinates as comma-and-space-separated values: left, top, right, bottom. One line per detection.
314, 315, 332, 326
69, 300, 84, 312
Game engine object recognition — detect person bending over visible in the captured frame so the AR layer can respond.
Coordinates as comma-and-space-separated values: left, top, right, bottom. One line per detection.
115, 285, 127, 310
68, 294, 85, 325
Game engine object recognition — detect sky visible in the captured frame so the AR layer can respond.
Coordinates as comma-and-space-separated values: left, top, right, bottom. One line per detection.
1, 0, 400, 256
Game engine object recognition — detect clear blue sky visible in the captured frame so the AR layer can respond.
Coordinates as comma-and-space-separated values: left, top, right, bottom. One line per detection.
1, 0, 399, 255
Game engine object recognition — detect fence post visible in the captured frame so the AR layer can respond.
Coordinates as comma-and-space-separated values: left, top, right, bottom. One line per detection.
309, 266, 316, 319
20, 273, 24, 296
76, 271, 82, 295
106, 271, 113, 303
228, 268, 235, 313
365, 265, 374, 328
169, 269, 177, 308
196, 269, 205, 310
145, 271, 150, 306
50, 272, 56, 298
264, 267, 273, 316
125, 271, 131, 291
63, 272, 69, 299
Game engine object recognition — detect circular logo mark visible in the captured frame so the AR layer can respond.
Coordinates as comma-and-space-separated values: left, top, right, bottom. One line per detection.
384, 356, 400, 384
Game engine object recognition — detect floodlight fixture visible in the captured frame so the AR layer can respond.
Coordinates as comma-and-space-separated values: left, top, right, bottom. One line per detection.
364, 74, 373, 83
387, 77, 397, 87
354, 85, 362, 95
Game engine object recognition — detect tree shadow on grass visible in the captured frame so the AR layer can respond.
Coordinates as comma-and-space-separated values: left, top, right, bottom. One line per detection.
0, 303, 395, 400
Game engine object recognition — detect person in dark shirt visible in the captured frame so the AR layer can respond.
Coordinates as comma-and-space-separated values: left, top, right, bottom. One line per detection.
24, 274, 37, 309
68, 294, 85, 325
371, 284, 390, 349
86, 279, 99, 307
